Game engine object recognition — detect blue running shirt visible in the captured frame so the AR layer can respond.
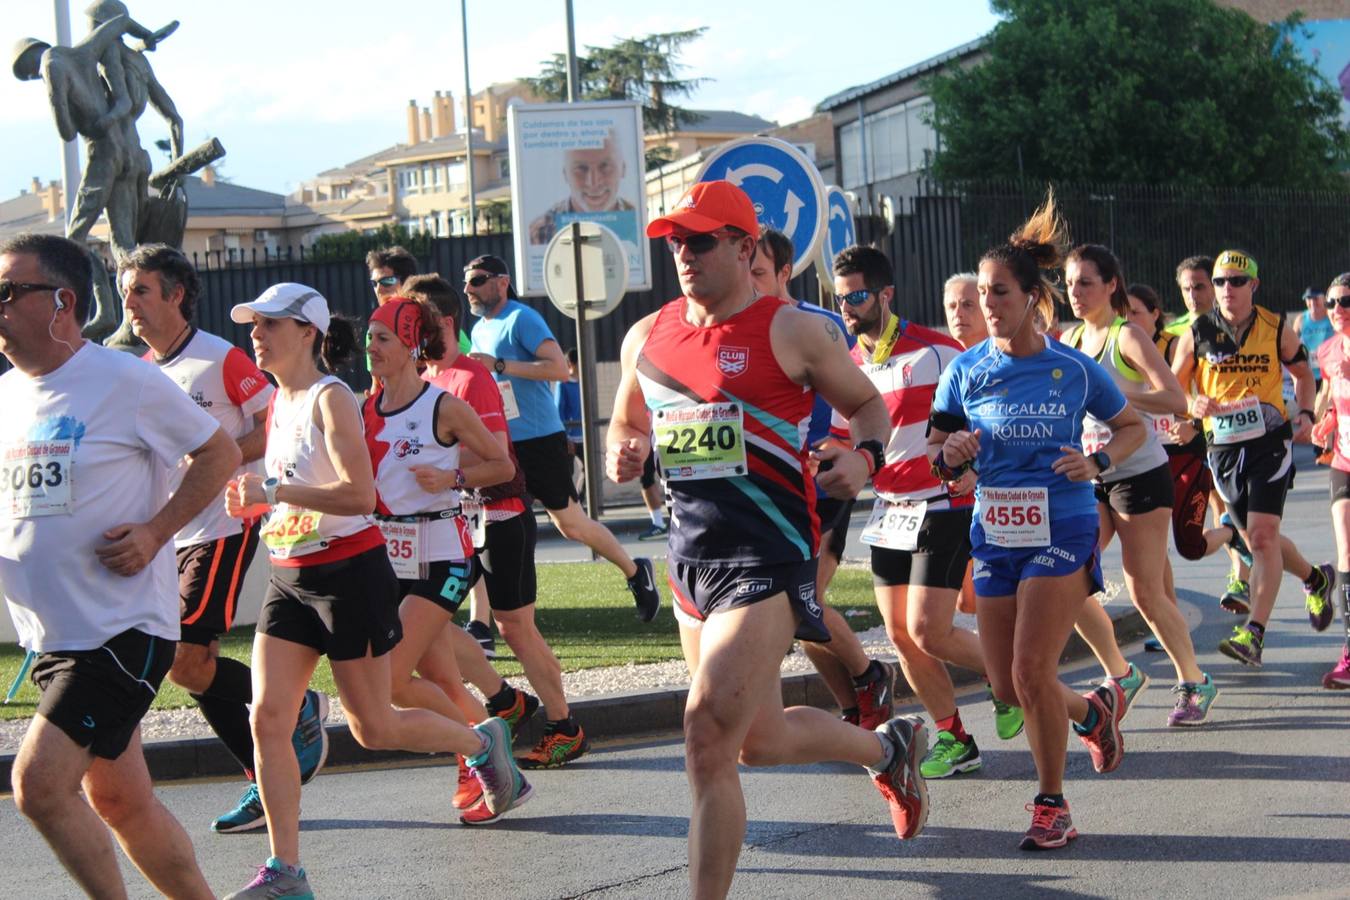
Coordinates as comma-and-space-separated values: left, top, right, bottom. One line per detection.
931, 337, 1127, 521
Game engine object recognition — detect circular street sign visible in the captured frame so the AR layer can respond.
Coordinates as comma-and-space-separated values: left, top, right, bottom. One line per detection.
542, 221, 629, 320
695, 136, 827, 277
816, 185, 857, 293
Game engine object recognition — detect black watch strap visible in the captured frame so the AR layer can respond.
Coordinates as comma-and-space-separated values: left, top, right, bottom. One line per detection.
854, 439, 884, 475
1089, 450, 1111, 473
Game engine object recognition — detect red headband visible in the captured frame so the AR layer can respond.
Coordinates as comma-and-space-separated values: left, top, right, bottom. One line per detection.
369, 297, 422, 353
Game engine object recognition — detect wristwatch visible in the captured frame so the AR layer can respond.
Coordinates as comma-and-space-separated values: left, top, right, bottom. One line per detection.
493, 357, 507, 375
854, 440, 885, 476
1088, 450, 1112, 475
263, 477, 280, 506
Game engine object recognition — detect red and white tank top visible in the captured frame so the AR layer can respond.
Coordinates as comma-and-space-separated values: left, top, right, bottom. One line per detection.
262, 376, 382, 566
1318, 337, 1350, 473
364, 383, 471, 561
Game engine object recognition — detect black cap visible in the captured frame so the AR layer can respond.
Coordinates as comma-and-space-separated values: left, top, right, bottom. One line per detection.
1303, 286, 1325, 300
464, 254, 515, 298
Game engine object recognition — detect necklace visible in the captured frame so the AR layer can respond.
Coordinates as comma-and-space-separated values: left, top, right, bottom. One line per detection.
154, 322, 192, 361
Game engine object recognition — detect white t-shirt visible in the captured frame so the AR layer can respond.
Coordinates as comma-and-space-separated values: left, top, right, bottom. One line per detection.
148, 329, 273, 547
0, 343, 220, 652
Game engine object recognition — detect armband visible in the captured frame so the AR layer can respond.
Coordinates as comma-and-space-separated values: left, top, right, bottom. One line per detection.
1284, 346, 1309, 366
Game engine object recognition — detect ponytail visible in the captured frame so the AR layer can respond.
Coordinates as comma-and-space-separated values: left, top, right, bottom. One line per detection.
981, 188, 1069, 327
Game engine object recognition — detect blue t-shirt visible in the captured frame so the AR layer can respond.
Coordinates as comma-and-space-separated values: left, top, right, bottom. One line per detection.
554, 379, 582, 441
1301, 314, 1334, 378
795, 301, 856, 499
931, 337, 1127, 522
471, 299, 564, 441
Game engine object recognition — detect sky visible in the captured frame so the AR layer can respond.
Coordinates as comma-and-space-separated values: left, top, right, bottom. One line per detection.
1, 0, 1001, 198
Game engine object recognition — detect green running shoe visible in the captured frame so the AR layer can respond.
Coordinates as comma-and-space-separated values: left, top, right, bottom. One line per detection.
1219, 575, 1250, 616
919, 730, 982, 778
990, 692, 1025, 740
1305, 563, 1335, 632
1107, 662, 1150, 721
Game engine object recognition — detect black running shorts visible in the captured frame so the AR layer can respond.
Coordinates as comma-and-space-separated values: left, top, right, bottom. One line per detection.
471, 512, 538, 612
177, 522, 261, 646
668, 557, 828, 642
258, 546, 402, 661
1209, 434, 1294, 529
513, 431, 578, 511
817, 497, 855, 563
870, 507, 973, 589
400, 557, 479, 615
1094, 462, 1175, 516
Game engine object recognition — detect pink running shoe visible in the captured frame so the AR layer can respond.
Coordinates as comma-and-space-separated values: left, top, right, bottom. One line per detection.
1323, 647, 1350, 690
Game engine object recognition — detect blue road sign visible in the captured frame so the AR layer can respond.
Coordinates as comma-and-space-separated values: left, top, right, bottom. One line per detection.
695, 137, 827, 277
817, 186, 856, 290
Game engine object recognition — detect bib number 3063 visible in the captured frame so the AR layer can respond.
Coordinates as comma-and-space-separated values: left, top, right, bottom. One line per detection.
1, 440, 73, 518
861, 498, 927, 551
980, 487, 1050, 548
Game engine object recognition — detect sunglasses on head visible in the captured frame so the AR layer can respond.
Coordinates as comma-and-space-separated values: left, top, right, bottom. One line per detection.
369, 275, 400, 289
1211, 275, 1252, 288
0, 280, 60, 304
665, 229, 737, 255
464, 273, 499, 288
837, 289, 875, 307
1326, 296, 1350, 309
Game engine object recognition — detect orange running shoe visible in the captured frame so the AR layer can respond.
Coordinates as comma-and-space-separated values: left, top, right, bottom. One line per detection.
868, 714, 929, 840
855, 660, 896, 731
458, 778, 533, 826
518, 722, 589, 769
488, 687, 540, 736
1019, 800, 1078, 850
453, 753, 483, 810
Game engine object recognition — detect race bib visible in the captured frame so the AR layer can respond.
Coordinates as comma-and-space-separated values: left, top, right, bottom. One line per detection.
860, 498, 927, 551
378, 519, 424, 580
1207, 395, 1264, 445
653, 402, 747, 481
461, 497, 487, 548
1148, 412, 1179, 445
261, 504, 325, 558
980, 487, 1050, 548
1081, 420, 1111, 456
1, 439, 73, 518
498, 380, 520, 421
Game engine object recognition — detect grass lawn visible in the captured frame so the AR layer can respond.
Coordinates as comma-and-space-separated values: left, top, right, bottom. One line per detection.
0, 561, 883, 722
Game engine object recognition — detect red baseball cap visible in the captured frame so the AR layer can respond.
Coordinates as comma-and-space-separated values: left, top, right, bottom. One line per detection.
647, 180, 760, 238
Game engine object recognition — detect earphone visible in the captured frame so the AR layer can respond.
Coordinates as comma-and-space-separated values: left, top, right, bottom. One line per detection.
53, 290, 65, 311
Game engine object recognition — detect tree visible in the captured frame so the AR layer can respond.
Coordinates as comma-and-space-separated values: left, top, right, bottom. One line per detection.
525, 28, 709, 168
308, 224, 431, 263
926, 0, 1349, 189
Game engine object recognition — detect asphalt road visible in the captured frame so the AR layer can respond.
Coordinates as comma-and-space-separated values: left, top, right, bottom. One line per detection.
4, 452, 1349, 899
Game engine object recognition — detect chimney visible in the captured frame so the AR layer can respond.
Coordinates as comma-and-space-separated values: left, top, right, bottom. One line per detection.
30, 176, 41, 194
420, 107, 433, 144
433, 90, 452, 138
406, 99, 420, 145
41, 181, 63, 221
202, 165, 217, 187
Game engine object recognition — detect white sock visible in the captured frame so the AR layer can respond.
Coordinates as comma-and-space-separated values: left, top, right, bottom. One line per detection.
868, 731, 895, 774
650, 508, 665, 527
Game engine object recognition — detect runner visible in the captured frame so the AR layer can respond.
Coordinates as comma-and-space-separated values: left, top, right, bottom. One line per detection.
410, 274, 590, 771
1171, 251, 1334, 668
831, 245, 1014, 779
223, 284, 531, 899
119, 244, 328, 835
751, 227, 896, 731
607, 181, 927, 898
927, 193, 1143, 851
1062, 246, 1218, 726
2, 233, 237, 899
1311, 272, 1350, 688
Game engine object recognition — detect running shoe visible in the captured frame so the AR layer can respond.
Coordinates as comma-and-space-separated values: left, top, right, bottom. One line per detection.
212, 783, 266, 834
855, 660, 896, 731
453, 752, 483, 810
919, 730, 982, 778
487, 686, 540, 736
518, 721, 589, 769
1323, 647, 1350, 690
1143, 637, 1164, 652
1106, 662, 1150, 720
1167, 674, 1219, 727
1076, 683, 1125, 774
1220, 626, 1258, 669
294, 689, 329, 785
867, 714, 929, 840
840, 708, 861, 727
627, 557, 661, 623
223, 856, 312, 899
1218, 625, 1263, 667
637, 523, 668, 542
1019, 800, 1078, 851
465, 619, 497, 659
1219, 575, 1251, 616
1219, 512, 1253, 568
1304, 563, 1335, 632
458, 779, 534, 826
990, 692, 1025, 740
466, 717, 531, 815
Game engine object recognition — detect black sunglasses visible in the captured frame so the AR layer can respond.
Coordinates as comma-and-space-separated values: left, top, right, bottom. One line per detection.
369, 275, 400, 289
0, 280, 61, 304
1211, 275, 1252, 288
1326, 296, 1350, 309
666, 229, 736, 255
837, 289, 874, 307
464, 273, 499, 288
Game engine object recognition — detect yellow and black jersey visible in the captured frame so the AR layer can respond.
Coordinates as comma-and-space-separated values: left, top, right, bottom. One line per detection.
1155, 331, 1177, 365
1192, 305, 1290, 439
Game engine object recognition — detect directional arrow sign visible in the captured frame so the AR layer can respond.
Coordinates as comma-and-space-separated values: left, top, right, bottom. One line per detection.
816, 185, 857, 293
696, 137, 827, 277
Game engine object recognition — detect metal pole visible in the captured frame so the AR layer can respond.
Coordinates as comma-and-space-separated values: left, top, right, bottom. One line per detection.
571, 223, 604, 532
564, 0, 580, 103
460, 0, 477, 235
53, 0, 80, 229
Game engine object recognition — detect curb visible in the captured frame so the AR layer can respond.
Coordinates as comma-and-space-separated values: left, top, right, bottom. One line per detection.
0, 606, 1147, 792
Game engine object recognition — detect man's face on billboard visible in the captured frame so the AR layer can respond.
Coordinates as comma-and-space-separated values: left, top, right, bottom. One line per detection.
564, 140, 625, 212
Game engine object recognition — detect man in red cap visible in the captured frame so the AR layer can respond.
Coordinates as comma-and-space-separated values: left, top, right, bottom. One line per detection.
606, 180, 931, 898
